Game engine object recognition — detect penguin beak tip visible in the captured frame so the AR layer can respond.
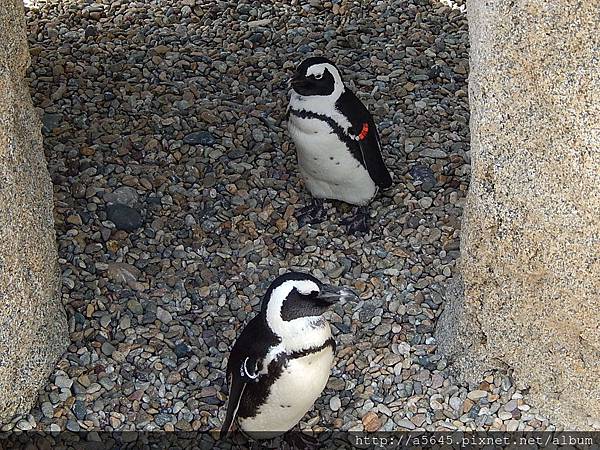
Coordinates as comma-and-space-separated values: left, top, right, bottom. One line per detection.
318, 285, 359, 304
339, 287, 360, 302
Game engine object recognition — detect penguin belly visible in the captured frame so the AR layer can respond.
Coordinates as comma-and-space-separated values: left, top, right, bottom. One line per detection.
289, 116, 376, 206
238, 346, 334, 439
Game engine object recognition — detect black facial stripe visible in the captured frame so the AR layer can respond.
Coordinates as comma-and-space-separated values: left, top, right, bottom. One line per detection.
260, 271, 321, 314
280, 287, 328, 322
292, 68, 336, 96
288, 108, 366, 168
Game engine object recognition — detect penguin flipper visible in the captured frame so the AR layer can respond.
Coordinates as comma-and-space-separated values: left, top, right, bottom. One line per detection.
220, 314, 278, 440
220, 373, 247, 440
336, 90, 393, 190
357, 118, 393, 190
220, 354, 262, 440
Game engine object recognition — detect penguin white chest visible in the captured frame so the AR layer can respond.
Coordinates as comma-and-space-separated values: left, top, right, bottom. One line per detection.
239, 346, 334, 438
288, 115, 376, 205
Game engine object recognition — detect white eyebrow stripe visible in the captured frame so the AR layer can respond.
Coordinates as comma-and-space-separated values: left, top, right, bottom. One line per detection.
303, 63, 345, 100
306, 63, 329, 77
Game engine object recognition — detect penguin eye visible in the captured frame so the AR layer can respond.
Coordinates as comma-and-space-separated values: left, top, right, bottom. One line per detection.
314, 73, 323, 80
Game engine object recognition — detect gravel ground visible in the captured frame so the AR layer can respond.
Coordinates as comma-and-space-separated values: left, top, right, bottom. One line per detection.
8, 0, 557, 437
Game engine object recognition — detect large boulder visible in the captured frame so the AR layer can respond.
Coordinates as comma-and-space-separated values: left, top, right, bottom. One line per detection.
436, 0, 600, 429
0, 0, 68, 421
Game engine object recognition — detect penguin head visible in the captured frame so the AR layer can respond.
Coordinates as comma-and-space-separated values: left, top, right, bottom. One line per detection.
290, 57, 345, 98
261, 271, 357, 340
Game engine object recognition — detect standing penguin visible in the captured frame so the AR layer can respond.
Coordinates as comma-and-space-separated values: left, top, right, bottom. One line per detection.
287, 56, 393, 234
219, 272, 358, 441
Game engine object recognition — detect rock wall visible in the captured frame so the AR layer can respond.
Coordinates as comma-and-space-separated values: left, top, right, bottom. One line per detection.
436, 0, 600, 429
0, 0, 68, 421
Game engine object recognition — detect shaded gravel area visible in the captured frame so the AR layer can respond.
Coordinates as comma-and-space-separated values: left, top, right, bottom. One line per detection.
7, 0, 556, 435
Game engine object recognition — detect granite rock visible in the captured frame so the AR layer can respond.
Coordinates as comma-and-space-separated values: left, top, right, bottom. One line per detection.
436, 0, 600, 430
0, 0, 68, 422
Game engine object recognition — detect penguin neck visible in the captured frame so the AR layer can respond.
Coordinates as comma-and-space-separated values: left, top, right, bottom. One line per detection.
284, 318, 332, 354
289, 88, 352, 133
263, 313, 332, 354
290, 85, 344, 114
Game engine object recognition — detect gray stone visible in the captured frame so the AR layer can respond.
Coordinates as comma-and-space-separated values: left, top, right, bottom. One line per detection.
396, 418, 416, 430
16, 419, 33, 431
101, 342, 115, 356
54, 375, 73, 389
66, 419, 80, 432
409, 164, 437, 192
419, 148, 447, 158
449, 396, 463, 411
127, 299, 144, 315
467, 389, 488, 401
0, 2, 69, 423
103, 186, 139, 207
329, 396, 341, 411
156, 307, 172, 324
107, 262, 141, 285
41, 401, 54, 418
41, 113, 62, 132
174, 343, 190, 358
154, 413, 172, 426
436, 0, 600, 430
374, 323, 391, 336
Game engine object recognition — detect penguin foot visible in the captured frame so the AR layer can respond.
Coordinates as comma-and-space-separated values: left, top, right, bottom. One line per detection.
249, 440, 263, 450
296, 199, 326, 227
342, 206, 370, 234
283, 431, 320, 450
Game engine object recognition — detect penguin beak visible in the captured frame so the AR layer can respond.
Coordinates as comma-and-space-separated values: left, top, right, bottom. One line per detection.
316, 284, 360, 305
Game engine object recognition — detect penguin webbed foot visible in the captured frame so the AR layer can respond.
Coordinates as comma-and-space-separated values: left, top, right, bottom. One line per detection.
282, 431, 320, 450
296, 198, 326, 227
341, 205, 369, 234
249, 440, 267, 450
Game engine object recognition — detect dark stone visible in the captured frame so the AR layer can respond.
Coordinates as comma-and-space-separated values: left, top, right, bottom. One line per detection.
202, 330, 217, 347
142, 304, 157, 325
74, 312, 85, 325
335, 323, 350, 334
469, 405, 481, 419
183, 131, 215, 146
359, 303, 377, 323
227, 149, 244, 159
41, 113, 62, 132
203, 396, 221, 405
72, 400, 87, 420
106, 203, 143, 232
174, 343, 191, 358
72, 382, 86, 395
409, 164, 437, 191
84, 25, 97, 37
